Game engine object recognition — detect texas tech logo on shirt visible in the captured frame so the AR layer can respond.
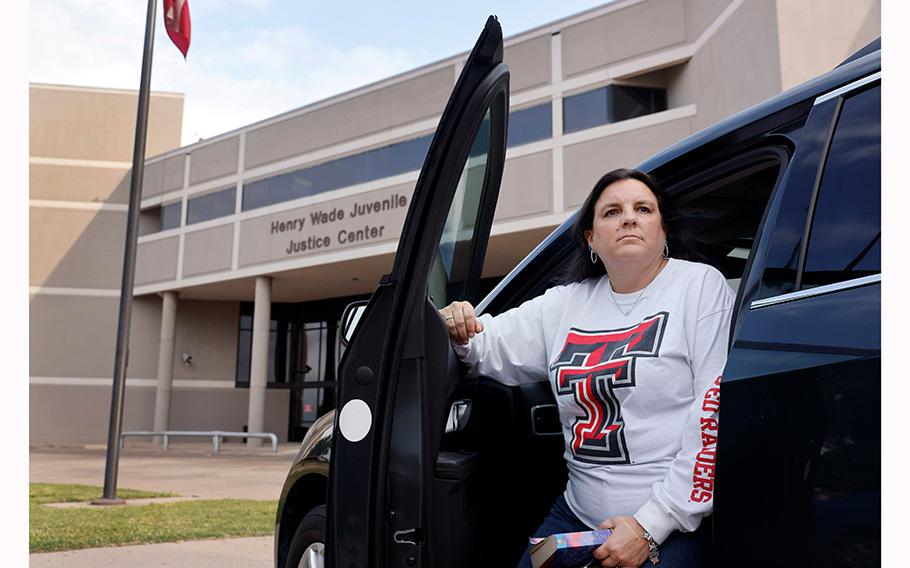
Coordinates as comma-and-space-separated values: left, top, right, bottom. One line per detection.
550, 312, 668, 464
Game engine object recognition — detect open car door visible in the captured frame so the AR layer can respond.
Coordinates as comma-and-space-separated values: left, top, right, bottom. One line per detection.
327, 16, 509, 568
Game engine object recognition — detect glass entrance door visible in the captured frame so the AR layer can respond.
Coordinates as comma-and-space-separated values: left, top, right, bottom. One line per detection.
287, 321, 337, 441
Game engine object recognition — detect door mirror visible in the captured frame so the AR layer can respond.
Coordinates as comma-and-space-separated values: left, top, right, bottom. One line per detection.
340, 300, 368, 346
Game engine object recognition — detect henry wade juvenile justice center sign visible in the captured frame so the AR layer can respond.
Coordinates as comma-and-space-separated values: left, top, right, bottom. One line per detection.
238, 183, 413, 267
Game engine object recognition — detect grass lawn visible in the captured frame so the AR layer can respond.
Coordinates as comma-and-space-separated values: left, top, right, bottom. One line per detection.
30, 483, 278, 553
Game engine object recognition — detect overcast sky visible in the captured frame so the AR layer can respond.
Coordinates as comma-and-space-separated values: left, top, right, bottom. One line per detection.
30, 0, 612, 146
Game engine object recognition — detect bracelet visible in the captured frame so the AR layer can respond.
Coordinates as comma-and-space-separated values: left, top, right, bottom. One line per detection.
641, 529, 660, 565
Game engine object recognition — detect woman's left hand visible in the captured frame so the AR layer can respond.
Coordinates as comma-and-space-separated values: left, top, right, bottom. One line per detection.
591, 516, 649, 568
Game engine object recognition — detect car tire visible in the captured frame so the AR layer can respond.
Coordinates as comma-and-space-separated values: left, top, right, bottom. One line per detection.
286, 504, 326, 568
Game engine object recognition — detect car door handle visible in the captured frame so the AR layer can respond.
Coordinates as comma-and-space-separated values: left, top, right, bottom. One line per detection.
444, 399, 472, 433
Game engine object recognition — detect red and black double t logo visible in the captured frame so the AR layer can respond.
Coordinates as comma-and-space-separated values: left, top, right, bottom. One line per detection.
549, 312, 668, 464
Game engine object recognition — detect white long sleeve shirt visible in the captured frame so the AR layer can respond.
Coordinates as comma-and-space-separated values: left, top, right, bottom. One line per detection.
452, 258, 735, 544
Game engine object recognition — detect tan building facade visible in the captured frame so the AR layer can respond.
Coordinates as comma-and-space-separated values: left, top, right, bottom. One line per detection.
29, 84, 185, 443
29, 0, 880, 445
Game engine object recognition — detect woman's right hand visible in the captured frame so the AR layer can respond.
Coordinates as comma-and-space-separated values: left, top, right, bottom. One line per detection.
439, 301, 484, 346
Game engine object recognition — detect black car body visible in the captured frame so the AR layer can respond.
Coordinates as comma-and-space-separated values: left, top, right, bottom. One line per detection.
275, 18, 880, 568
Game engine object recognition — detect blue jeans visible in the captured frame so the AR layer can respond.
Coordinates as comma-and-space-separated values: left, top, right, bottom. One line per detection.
516, 495, 706, 568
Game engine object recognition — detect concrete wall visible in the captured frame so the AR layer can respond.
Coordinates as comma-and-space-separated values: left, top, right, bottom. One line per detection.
28, 293, 293, 445
30, 163, 131, 204
183, 225, 234, 277
684, 0, 733, 42
135, 237, 180, 285
29, 295, 161, 380
244, 67, 454, 169
168, 389, 290, 442
30, 84, 184, 445
496, 151, 553, 220
561, 0, 687, 78
30, 208, 127, 289
29, 384, 157, 446
164, 299, 288, 441
504, 35, 552, 93
171, 300, 240, 383
28, 385, 289, 445
142, 153, 186, 198
667, 0, 783, 132
190, 137, 239, 185
775, 0, 880, 90
28, 294, 163, 445
30, 85, 184, 161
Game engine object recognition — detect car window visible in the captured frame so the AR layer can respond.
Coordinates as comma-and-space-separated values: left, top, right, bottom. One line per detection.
801, 85, 880, 289
427, 110, 492, 308
673, 157, 782, 286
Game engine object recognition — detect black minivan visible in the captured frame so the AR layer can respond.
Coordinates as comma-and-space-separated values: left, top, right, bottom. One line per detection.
275, 17, 880, 568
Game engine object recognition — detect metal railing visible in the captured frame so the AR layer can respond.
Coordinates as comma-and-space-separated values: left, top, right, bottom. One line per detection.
120, 430, 279, 453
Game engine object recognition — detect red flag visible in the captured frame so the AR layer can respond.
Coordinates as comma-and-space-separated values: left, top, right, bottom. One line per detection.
163, 0, 191, 58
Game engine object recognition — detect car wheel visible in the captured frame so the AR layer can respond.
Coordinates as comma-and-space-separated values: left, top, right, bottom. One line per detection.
286, 504, 326, 568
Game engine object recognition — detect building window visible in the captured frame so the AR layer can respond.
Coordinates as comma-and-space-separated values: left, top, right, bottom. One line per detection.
238, 101, 555, 213
160, 201, 182, 231
241, 134, 433, 211
562, 84, 667, 134
186, 187, 236, 225
508, 102, 552, 147
236, 312, 252, 385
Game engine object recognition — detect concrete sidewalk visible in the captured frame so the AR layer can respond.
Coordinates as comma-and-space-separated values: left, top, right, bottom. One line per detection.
30, 442, 299, 500
29, 443, 301, 567
29, 536, 273, 568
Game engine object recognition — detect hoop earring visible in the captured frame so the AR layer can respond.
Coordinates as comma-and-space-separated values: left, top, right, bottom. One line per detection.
589, 245, 598, 264
663, 241, 670, 259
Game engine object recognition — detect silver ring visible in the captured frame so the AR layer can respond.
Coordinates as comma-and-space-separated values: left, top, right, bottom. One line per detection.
444, 315, 454, 321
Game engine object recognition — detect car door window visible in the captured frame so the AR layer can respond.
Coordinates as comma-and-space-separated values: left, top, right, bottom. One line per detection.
801, 84, 881, 288
427, 110, 492, 308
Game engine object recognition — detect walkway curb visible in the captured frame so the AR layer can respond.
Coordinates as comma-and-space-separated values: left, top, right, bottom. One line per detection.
29, 536, 273, 568
43, 496, 203, 509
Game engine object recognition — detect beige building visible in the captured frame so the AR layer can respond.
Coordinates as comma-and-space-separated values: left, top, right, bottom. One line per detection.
29, 0, 880, 445
29, 83, 184, 443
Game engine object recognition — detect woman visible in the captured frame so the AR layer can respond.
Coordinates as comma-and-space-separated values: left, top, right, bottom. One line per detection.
440, 168, 734, 568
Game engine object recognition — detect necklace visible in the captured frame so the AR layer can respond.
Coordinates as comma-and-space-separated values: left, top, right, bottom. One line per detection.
608, 259, 668, 317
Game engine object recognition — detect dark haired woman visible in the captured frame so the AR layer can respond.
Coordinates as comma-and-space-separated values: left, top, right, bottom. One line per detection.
440, 168, 734, 568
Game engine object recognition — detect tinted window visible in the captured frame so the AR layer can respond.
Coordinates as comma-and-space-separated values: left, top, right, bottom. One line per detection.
427, 110, 491, 308
802, 85, 880, 288
612, 85, 667, 123
235, 308, 286, 385
186, 187, 236, 225
563, 85, 667, 134
242, 135, 432, 211
674, 160, 781, 286
160, 201, 182, 231
563, 87, 608, 133
508, 102, 552, 147
753, 105, 838, 301
236, 313, 252, 385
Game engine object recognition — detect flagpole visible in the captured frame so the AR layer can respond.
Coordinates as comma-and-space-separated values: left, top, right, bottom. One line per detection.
95, 0, 158, 504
